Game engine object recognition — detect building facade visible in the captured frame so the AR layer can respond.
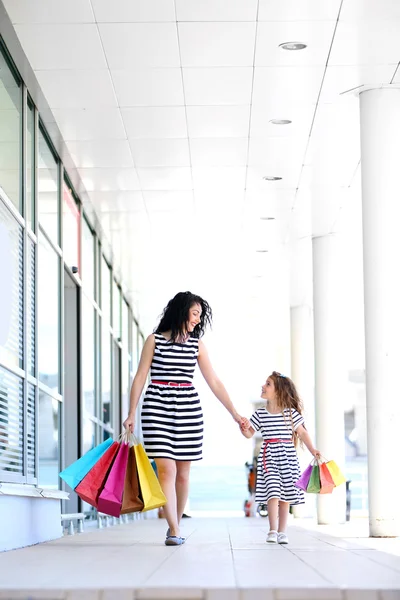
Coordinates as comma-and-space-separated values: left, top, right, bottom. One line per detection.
0, 38, 144, 551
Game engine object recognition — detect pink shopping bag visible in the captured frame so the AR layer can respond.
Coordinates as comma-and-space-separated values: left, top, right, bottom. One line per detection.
97, 442, 129, 517
295, 463, 313, 491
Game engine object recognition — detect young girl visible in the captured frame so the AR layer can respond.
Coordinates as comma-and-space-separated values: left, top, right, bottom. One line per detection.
240, 371, 320, 544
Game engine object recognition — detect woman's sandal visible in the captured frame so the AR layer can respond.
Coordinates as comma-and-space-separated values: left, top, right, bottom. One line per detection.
165, 535, 185, 546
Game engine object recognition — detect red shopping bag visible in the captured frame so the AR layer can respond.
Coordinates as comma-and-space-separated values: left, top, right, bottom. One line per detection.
319, 462, 335, 494
75, 441, 119, 507
97, 442, 129, 517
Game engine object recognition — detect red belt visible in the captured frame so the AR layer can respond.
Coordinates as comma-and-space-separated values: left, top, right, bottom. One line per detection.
151, 380, 192, 387
263, 438, 293, 472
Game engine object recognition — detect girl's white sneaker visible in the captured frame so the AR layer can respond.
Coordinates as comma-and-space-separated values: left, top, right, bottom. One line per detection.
266, 530, 278, 543
278, 532, 289, 544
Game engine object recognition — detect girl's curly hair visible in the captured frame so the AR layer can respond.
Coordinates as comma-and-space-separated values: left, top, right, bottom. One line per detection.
269, 371, 304, 446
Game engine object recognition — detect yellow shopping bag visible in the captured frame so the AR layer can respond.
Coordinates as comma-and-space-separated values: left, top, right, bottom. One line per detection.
325, 460, 346, 486
134, 443, 167, 512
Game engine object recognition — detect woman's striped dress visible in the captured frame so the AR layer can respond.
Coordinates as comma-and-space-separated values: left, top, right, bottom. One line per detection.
141, 333, 203, 461
250, 407, 305, 505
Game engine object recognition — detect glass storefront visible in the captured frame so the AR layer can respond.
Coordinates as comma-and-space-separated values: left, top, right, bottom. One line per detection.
0, 38, 144, 499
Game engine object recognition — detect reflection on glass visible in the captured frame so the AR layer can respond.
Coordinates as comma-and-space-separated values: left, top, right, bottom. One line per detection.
63, 184, 80, 273
27, 239, 36, 377
0, 202, 23, 369
113, 280, 121, 338
82, 217, 95, 299
101, 323, 111, 427
38, 233, 60, 392
0, 367, 23, 476
38, 129, 59, 245
0, 48, 21, 212
27, 103, 35, 230
38, 391, 59, 488
101, 256, 111, 325
82, 417, 95, 455
82, 296, 95, 415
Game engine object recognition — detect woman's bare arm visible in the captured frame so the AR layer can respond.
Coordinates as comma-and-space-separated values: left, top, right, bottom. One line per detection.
123, 334, 155, 432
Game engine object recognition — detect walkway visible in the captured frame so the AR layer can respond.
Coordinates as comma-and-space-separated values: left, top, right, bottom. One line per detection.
0, 517, 399, 599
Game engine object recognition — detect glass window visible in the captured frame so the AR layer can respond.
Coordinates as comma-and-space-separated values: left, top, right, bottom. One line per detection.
101, 256, 111, 325
0, 47, 21, 213
82, 296, 95, 416
0, 202, 23, 369
131, 319, 138, 371
26, 102, 35, 230
0, 367, 23, 478
27, 239, 36, 377
38, 391, 59, 488
82, 217, 95, 299
113, 280, 121, 339
63, 183, 80, 273
38, 232, 60, 393
122, 300, 129, 348
38, 128, 59, 245
82, 417, 95, 455
101, 322, 111, 428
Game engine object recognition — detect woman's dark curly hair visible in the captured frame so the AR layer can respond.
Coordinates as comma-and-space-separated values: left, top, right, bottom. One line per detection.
155, 291, 212, 341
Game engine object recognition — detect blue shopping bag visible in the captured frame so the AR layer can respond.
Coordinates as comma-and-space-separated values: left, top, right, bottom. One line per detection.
59, 438, 113, 490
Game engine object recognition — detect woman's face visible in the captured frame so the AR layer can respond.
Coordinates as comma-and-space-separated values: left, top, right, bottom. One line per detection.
186, 303, 202, 333
261, 377, 276, 401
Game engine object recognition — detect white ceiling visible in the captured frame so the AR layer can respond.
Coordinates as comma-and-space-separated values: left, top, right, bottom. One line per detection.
3, 0, 399, 381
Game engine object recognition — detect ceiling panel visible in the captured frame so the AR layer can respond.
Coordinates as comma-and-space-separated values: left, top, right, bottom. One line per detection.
258, 0, 341, 22
248, 136, 307, 168
143, 191, 194, 212
183, 67, 253, 106
252, 66, 324, 110
51, 108, 126, 141
98, 23, 180, 69
129, 139, 191, 167
186, 105, 250, 138
137, 167, 193, 191
3, 0, 95, 23
111, 68, 184, 107
66, 140, 133, 169
190, 138, 248, 167
121, 107, 188, 139
77, 168, 141, 192
35, 70, 117, 109
245, 189, 297, 215
88, 191, 145, 213
178, 22, 256, 67
175, 0, 258, 21
192, 166, 246, 191
14, 24, 106, 69
92, 0, 175, 22
329, 20, 400, 66
255, 21, 336, 67
340, 0, 400, 21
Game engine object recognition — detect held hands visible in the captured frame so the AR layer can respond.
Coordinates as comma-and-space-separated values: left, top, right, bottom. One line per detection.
233, 413, 251, 430
123, 414, 135, 433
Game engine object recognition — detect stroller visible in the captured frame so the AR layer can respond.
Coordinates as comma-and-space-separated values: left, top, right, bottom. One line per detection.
244, 461, 268, 518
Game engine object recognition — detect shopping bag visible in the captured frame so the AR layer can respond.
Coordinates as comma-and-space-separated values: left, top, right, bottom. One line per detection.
75, 441, 120, 507
121, 446, 144, 514
295, 463, 313, 491
97, 442, 130, 517
307, 464, 321, 494
319, 462, 335, 494
59, 437, 113, 490
134, 442, 166, 512
326, 460, 346, 486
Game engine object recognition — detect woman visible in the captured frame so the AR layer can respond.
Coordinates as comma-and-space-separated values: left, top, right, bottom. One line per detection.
123, 291, 246, 546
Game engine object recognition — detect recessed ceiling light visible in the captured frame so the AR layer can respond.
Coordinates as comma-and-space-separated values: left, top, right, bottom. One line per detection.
263, 176, 282, 181
279, 42, 307, 51
260, 217, 275, 221
256, 250, 268, 253
270, 119, 292, 125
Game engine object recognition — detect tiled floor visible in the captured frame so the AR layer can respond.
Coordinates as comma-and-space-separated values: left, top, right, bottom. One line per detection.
0, 517, 399, 599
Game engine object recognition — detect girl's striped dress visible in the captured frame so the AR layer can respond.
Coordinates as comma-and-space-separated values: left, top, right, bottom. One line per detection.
250, 407, 305, 505
141, 333, 203, 461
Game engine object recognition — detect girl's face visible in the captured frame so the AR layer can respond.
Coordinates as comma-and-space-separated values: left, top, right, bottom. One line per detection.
186, 303, 202, 333
261, 377, 276, 401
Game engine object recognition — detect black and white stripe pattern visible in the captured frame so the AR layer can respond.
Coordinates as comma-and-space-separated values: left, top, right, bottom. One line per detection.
250, 407, 305, 505
141, 334, 203, 461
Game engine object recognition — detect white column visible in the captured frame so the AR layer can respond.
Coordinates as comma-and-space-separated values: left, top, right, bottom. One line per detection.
359, 88, 400, 537
290, 303, 316, 518
313, 234, 346, 524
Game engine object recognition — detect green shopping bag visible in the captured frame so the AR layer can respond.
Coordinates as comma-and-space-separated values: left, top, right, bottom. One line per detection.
306, 463, 321, 494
